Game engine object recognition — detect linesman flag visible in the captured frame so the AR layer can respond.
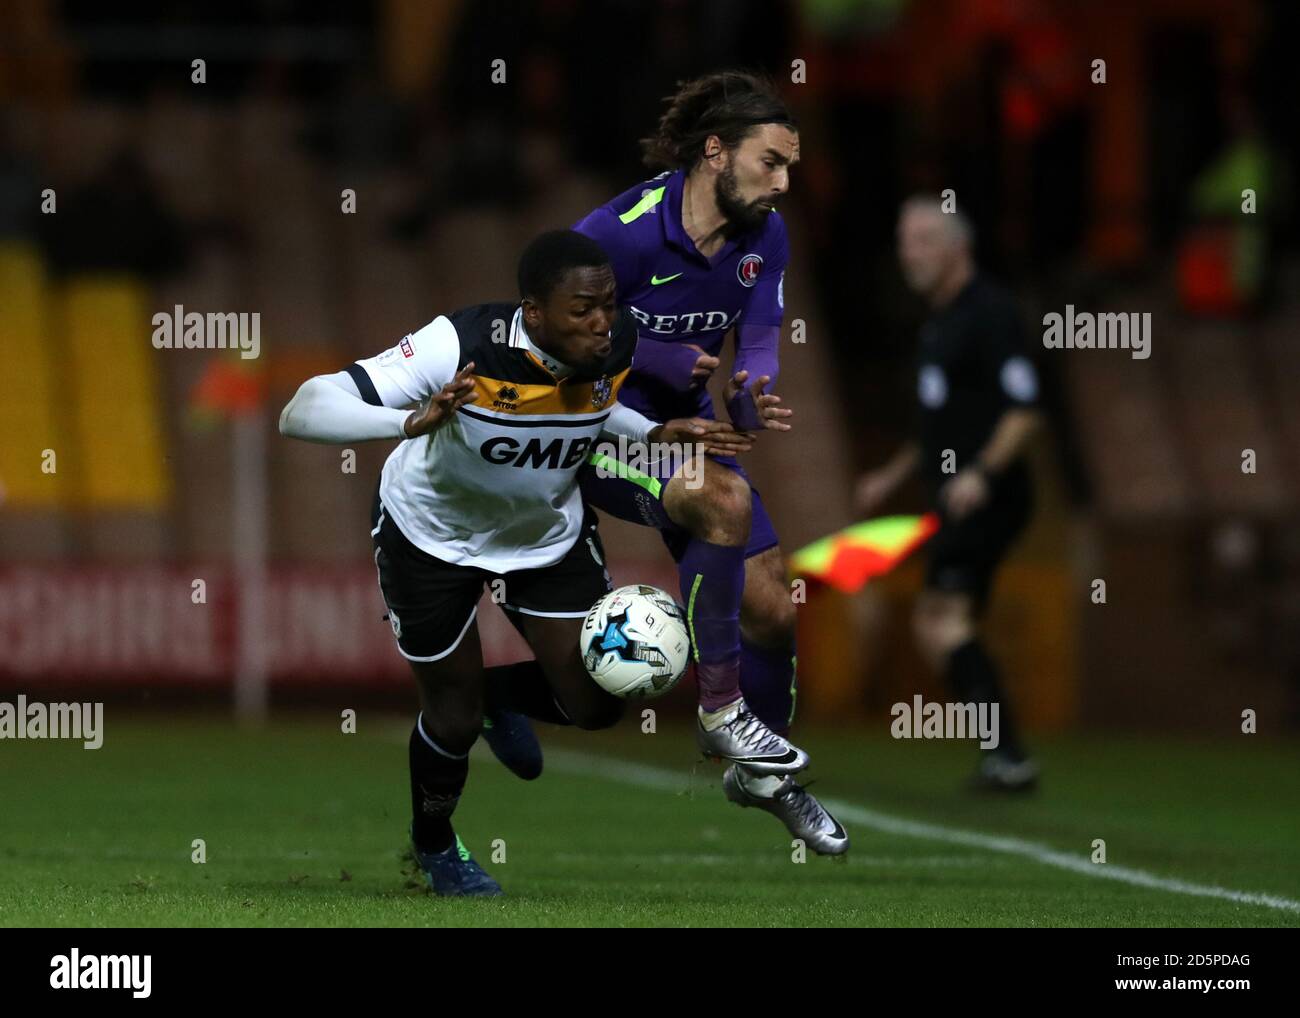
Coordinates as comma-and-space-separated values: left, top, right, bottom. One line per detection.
790, 514, 940, 593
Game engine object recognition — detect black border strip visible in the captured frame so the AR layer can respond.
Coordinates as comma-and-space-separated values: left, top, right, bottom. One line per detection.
458, 405, 610, 429
345, 363, 383, 406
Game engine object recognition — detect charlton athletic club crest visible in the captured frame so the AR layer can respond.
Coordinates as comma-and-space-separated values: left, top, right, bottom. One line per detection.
737, 253, 763, 287
592, 376, 612, 409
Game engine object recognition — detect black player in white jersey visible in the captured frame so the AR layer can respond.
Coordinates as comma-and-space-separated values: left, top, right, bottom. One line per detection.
280, 231, 750, 895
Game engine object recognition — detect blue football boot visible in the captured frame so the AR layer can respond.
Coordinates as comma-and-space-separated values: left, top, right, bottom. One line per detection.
413, 833, 503, 897
482, 709, 543, 780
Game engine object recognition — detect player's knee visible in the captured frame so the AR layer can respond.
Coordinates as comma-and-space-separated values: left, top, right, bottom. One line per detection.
690, 468, 751, 543
665, 462, 751, 545
712, 466, 752, 518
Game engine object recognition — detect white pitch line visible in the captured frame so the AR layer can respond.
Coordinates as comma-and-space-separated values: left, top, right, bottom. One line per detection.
546, 748, 1300, 915
550, 851, 993, 868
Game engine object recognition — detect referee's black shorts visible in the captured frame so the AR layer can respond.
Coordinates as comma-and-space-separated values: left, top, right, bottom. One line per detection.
924, 468, 1032, 610
370, 490, 612, 663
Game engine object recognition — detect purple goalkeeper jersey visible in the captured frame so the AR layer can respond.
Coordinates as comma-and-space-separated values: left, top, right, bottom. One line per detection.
573, 168, 787, 425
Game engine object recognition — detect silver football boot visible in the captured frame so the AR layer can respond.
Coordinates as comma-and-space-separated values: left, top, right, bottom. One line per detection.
723, 764, 850, 856
696, 699, 810, 775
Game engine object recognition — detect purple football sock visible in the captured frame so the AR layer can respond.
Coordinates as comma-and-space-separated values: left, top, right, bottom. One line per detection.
679, 538, 745, 713
739, 639, 797, 736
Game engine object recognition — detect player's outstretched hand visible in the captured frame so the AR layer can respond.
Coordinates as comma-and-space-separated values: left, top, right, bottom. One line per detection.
651, 417, 755, 458
725, 370, 793, 432
403, 362, 478, 438
940, 468, 990, 520
683, 343, 721, 388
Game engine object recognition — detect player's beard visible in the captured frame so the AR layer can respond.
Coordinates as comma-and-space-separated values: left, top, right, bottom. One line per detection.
715, 163, 773, 236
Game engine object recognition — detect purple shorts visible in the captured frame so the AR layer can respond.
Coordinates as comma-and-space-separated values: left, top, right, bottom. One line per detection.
578, 442, 779, 561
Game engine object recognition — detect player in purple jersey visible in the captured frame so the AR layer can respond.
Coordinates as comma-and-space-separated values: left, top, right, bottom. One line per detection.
571, 71, 847, 854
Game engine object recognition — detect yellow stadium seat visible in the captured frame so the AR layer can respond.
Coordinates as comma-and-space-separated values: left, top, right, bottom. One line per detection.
60, 276, 170, 509
0, 241, 65, 508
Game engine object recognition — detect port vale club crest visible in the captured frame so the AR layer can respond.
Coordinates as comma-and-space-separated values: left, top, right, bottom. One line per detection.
592, 375, 612, 409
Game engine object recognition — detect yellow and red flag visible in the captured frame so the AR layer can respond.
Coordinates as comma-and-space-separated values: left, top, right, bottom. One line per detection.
790, 513, 940, 593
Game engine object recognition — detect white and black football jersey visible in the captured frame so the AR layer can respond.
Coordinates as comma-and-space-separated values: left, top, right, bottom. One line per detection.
348, 303, 636, 572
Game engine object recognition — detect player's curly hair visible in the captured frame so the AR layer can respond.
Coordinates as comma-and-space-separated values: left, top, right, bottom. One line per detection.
639, 70, 796, 171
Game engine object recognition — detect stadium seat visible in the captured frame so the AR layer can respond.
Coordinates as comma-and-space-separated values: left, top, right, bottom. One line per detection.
0, 241, 65, 508
60, 275, 170, 509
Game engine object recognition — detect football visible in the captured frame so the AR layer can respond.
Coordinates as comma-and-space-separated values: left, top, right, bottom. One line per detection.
580, 585, 691, 699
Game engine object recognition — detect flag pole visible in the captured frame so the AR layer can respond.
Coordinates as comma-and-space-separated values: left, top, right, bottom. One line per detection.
231, 408, 269, 723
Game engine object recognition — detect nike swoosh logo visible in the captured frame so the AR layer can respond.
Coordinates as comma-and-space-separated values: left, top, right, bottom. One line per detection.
650, 273, 683, 285
730, 749, 802, 766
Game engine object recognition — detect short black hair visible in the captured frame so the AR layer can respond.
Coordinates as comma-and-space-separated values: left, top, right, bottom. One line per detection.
517, 230, 611, 303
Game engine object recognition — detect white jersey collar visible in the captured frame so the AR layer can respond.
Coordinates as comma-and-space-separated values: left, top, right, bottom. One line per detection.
510, 306, 573, 378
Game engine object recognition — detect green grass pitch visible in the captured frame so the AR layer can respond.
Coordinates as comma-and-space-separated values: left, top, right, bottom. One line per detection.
1, 716, 1296, 927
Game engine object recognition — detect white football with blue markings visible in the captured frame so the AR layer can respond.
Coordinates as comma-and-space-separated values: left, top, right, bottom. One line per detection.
580, 585, 690, 699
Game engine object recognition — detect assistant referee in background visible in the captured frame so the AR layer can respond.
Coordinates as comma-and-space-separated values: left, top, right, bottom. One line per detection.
857, 196, 1043, 791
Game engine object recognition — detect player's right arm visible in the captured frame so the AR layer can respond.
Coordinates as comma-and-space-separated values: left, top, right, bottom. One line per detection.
723, 214, 791, 431
279, 316, 472, 443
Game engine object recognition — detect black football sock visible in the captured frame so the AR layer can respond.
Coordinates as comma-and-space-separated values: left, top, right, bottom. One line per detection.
483, 661, 572, 726
409, 715, 470, 853
946, 639, 1027, 762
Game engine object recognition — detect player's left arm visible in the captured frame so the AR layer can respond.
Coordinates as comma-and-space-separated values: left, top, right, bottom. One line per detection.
943, 299, 1043, 518
725, 216, 791, 432
973, 297, 1043, 473
974, 409, 1041, 476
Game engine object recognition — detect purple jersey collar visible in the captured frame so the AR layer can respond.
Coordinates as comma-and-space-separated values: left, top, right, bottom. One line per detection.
662, 169, 744, 268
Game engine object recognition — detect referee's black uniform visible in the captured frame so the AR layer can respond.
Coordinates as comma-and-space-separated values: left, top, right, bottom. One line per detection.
914, 274, 1039, 771
916, 274, 1038, 605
